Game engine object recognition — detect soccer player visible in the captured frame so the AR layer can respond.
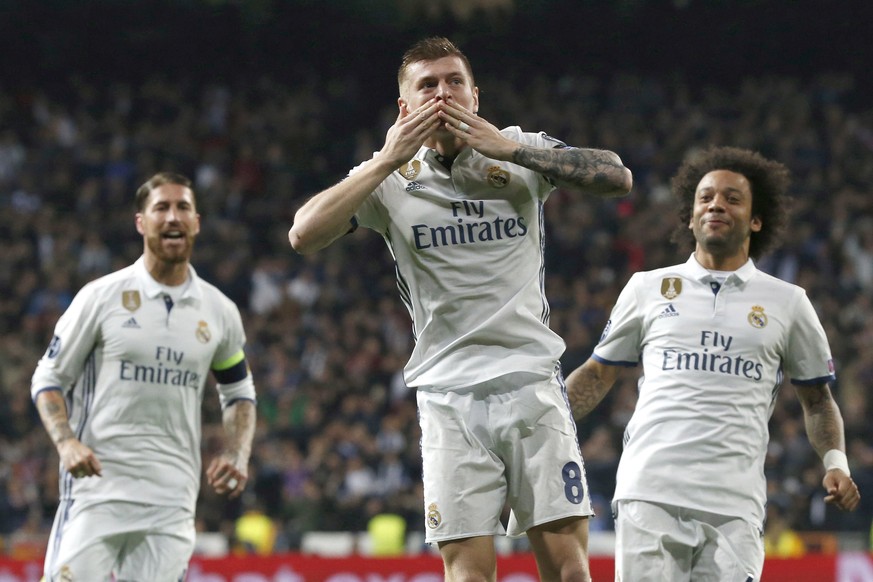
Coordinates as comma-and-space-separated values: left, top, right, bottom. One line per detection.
289, 37, 632, 582
565, 146, 860, 581
32, 172, 257, 581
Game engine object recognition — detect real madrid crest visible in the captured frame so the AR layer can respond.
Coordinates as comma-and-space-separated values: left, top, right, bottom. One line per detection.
486, 165, 510, 188
426, 503, 442, 529
398, 160, 421, 180
122, 290, 141, 312
747, 305, 768, 328
660, 277, 682, 300
196, 320, 212, 343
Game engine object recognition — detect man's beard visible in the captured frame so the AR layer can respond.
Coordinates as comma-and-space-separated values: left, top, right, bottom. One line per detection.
699, 230, 745, 256
147, 235, 193, 263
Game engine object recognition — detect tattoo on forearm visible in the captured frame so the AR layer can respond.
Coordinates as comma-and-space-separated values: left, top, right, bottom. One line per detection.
512, 146, 627, 195
223, 401, 256, 462
37, 397, 75, 446
801, 386, 844, 454
568, 368, 612, 420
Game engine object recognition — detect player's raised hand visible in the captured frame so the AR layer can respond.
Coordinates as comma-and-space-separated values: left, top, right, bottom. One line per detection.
823, 470, 860, 511
438, 101, 517, 160
379, 98, 441, 166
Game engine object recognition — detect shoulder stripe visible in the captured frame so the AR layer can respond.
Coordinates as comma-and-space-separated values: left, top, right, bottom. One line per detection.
32, 386, 63, 403
591, 353, 638, 368
791, 374, 836, 386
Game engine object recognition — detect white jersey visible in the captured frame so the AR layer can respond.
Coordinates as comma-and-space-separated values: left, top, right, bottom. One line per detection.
355, 127, 566, 389
31, 257, 255, 512
593, 255, 834, 526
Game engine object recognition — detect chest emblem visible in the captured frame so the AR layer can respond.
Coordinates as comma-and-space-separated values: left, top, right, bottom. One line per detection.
122, 290, 141, 312
398, 160, 421, 180
486, 165, 510, 188
748, 305, 768, 329
196, 320, 212, 343
660, 277, 682, 299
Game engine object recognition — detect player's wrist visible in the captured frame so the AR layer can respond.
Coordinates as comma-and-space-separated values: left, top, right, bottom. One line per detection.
823, 449, 850, 476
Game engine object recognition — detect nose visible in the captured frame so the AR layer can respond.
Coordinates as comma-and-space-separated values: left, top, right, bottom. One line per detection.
436, 81, 452, 102
708, 193, 726, 211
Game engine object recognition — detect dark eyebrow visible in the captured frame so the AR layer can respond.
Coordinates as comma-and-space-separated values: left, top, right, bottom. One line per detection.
697, 186, 744, 194
415, 70, 467, 84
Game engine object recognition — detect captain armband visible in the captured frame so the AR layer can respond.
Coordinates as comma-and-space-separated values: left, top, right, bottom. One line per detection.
212, 350, 249, 384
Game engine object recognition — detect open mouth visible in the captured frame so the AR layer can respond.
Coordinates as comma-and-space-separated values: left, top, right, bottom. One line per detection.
162, 230, 185, 240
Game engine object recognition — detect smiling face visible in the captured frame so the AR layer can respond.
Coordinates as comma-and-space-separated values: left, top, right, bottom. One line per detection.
690, 169, 762, 267
136, 183, 200, 266
399, 55, 479, 131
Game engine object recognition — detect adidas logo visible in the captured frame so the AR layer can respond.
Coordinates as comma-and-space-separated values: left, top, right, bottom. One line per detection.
122, 317, 141, 329
657, 304, 679, 319
405, 181, 425, 192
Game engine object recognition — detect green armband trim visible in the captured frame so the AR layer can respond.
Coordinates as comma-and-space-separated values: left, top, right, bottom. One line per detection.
213, 350, 245, 371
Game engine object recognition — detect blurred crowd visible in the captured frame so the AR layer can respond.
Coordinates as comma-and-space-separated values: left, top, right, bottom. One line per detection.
0, 66, 872, 557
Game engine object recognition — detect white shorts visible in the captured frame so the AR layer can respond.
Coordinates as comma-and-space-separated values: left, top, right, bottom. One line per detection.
613, 500, 764, 582
44, 499, 195, 582
417, 370, 593, 543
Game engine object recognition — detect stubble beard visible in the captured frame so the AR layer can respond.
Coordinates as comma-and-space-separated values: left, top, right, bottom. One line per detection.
147, 235, 194, 265
697, 226, 747, 258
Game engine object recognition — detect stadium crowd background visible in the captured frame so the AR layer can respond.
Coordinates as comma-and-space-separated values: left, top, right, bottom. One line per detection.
1, 0, 872, 557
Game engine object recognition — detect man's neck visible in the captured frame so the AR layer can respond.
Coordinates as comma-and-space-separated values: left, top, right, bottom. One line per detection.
428, 134, 465, 159
144, 256, 189, 286
693, 247, 749, 272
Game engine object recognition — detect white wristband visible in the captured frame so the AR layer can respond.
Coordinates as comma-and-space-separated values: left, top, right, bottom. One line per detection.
823, 449, 850, 476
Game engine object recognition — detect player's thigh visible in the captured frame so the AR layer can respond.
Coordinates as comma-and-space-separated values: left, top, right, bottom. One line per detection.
115, 513, 195, 582
438, 535, 498, 582
503, 375, 592, 535
418, 389, 507, 543
526, 515, 590, 582
692, 513, 764, 582
45, 501, 124, 582
614, 500, 695, 582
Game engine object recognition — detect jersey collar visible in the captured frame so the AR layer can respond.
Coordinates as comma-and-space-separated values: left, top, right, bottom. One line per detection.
685, 253, 757, 286
134, 256, 203, 302
421, 143, 476, 167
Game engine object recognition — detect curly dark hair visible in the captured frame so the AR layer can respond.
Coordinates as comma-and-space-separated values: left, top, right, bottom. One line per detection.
669, 146, 792, 260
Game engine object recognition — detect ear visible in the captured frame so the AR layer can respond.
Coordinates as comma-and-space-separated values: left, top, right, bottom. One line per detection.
398, 97, 408, 117
194, 213, 201, 236
135, 213, 145, 235
750, 215, 762, 232
472, 86, 480, 114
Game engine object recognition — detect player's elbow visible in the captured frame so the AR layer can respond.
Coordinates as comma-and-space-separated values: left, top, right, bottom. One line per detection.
620, 166, 633, 194
288, 224, 318, 255
608, 166, 633, 198
288, 218, 339, 255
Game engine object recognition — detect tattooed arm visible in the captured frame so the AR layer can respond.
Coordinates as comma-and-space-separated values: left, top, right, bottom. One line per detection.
513, 146, 633, 197
437, 101, 632, 197
795, 383, 860, 511
565, 358, 622, 420
796, 383, 845, 455
206, 399, 257, 499
35, 389, 102, 478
